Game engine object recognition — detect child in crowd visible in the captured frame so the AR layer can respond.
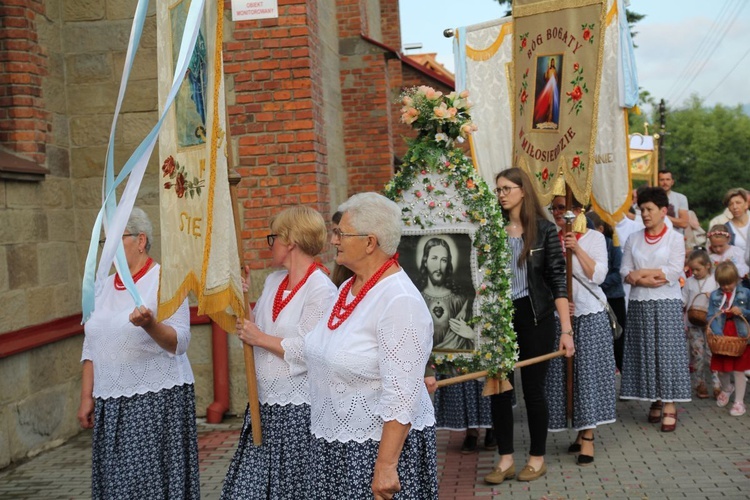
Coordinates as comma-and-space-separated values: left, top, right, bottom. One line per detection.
707, 261, 750, 417
682, 249, 719, 399
707, 225, 749, 279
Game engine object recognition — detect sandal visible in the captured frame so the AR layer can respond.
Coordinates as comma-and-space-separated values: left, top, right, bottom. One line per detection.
661, 412, 677, 432
717, 386, 734, 408
648, 401, 663, 423
577, 435, 594, 466
729, 401, 746, 417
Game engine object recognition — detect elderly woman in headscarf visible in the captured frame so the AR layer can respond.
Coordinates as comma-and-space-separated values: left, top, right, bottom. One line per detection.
77, 207, 199, 499
304, 192, 438, 500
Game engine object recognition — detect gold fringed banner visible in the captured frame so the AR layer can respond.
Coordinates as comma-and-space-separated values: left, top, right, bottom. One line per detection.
155, 0, 244, 331
512, 0, 606, 205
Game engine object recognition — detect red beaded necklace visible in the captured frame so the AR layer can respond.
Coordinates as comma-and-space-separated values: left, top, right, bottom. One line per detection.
644, 224, 668, 245
114, 257, 153, 290
328, 254, 399, 330
272, 262, 328, 321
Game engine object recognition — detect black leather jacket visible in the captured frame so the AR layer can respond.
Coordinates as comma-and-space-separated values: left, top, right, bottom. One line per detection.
524, 218, 568, 324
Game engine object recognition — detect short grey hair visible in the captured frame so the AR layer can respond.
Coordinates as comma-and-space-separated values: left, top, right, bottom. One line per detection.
338, 192, 402, 255
126, 207, 154, 252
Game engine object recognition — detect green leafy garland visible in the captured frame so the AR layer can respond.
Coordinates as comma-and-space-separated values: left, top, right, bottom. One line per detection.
384, 86, 517, 378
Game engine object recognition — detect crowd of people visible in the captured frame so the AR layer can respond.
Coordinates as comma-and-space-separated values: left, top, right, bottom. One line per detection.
77, 169, 750, 498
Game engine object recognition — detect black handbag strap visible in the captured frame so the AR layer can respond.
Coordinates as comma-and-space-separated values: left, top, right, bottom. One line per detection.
572, 274, 610, 310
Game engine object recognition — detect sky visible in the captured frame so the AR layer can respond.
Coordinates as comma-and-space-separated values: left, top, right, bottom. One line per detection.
399, 0, 750, 111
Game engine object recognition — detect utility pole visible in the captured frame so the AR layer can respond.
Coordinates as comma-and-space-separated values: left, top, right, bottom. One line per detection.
658, 99, 666, 170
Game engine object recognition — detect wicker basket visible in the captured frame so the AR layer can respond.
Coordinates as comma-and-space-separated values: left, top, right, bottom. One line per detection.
706, 312, 749, 357
686, 293, 709, 327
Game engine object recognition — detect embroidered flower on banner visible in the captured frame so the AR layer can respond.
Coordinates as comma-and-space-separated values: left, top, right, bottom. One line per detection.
519, 68, 530, 115
566, 62, 589, 115
571, 150, 586, 173
161, 155, 205, 199
519, 32, 529, 52
535, 167, 555, 188
581, 23, 595, 44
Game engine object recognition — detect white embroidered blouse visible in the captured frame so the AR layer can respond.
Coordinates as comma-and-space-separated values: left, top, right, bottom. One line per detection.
303, 269, 435, 443
81, 264, 194, 399
253, 269, 336, 406
621, 228, 686, 302
568, 230, 608, 317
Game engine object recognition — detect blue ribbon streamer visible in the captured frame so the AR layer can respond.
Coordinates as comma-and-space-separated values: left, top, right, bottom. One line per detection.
81, 0, 206, 322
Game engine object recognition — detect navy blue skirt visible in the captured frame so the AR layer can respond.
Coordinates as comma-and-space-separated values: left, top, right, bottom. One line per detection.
309, 427, 438, 499
221, 403, 313, 499
92, 383, 200, 500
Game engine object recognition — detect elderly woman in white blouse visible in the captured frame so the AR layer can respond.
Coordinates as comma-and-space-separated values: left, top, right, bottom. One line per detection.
305, 192, 438, 500
77, 207, 199, 499
545, 196, 616, 467
222, 206, 336, 499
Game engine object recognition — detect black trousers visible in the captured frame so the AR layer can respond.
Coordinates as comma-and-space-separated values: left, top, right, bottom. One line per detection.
490, 296, 556, 457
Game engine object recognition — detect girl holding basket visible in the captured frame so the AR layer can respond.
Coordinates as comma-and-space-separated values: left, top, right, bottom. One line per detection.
707, 261, 750, 417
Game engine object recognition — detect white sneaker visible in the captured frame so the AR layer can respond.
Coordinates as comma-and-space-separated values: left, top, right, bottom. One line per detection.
729, 401, 746, 417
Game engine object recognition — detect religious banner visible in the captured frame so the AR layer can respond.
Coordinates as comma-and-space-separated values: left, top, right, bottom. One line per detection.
453, 17, 514, 187
629, 134, 658, 185
589, 0, 633, 225
156, 0, 244, 332
512, 0, 606, 205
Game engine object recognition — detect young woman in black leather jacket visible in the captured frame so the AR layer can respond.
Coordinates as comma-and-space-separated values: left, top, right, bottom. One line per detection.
484, 167, 575, 485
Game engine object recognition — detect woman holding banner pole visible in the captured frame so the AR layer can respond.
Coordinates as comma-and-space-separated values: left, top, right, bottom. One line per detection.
546, 195, 616, 466
222, 206, 336, 499
485, 168, 574, 484
77, 207, 199, 499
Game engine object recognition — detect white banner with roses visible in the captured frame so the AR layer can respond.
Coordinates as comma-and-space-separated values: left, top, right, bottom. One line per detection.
155, 0, 243, 332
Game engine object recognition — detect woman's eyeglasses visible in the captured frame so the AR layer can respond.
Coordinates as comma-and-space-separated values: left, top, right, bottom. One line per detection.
98, 233, 137, 248
331, 228, 369, 240
495, 186, 521, 196
547, 204, 567, 212
267, 234, 277, 247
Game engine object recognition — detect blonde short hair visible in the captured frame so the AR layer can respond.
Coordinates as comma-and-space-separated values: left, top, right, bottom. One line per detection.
270, 206, 327, 256
714, 261, 739, 286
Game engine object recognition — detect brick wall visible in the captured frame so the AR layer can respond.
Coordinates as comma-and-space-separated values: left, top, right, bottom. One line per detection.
0, 0, 50, 166
224, 0, 331, 284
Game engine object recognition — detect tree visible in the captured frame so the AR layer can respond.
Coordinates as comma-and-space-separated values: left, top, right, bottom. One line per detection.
662, 96, 750, 224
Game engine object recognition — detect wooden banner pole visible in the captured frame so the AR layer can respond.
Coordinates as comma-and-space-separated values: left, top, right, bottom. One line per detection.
229, 171, 263, 447
435, 348, 567, 389
564, 186, 575, 426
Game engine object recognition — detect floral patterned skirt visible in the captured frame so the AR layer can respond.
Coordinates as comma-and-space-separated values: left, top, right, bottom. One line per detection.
546, 312, 617, 431
434, 379, 492, 430
620, 299, 692, 402
92, 383, 200, 500
221, 403, 312, 500
310, 427, 438, 499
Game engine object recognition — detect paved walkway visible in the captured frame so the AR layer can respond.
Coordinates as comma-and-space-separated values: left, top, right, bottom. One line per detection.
1, 395, 749, 499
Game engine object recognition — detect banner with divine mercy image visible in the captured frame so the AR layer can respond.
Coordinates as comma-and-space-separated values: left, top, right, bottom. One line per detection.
155, 0, 244, 332
512, 0, 606, 205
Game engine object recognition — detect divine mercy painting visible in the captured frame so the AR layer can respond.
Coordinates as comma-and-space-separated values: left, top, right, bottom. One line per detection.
532, 54, 563, 131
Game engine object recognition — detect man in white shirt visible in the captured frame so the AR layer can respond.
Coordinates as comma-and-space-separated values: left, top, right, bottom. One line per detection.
658, 170, 689, 235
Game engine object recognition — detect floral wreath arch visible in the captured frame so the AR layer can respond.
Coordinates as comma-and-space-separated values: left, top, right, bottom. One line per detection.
384, 86, 517, 378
